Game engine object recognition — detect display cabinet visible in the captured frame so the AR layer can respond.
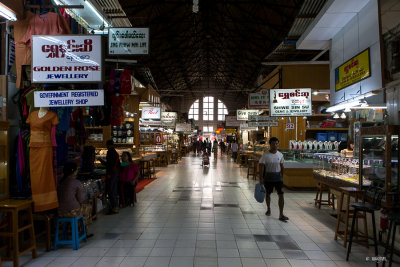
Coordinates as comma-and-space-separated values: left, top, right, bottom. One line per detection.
0, 121, 9, 201
86, 125, 111, 148
359, 125, 399, 206
312, 152, 360, 189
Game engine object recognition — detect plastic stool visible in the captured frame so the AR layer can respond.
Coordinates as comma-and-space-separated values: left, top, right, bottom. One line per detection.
54, 216, 87, 250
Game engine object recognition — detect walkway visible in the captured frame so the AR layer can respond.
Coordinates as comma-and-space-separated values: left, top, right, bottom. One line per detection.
11, 154, 395, 266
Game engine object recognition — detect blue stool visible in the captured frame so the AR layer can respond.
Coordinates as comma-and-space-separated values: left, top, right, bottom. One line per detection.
54, 216, 87, 250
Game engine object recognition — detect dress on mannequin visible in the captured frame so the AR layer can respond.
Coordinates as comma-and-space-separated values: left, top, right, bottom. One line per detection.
26, 109, 59, 212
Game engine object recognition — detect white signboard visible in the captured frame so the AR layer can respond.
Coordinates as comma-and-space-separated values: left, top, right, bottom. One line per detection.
225, 115, 241, 127
270, 88, 312, 116
248, 122, 278, 127
240, 123, 258, 131
236, 109, 259, 121
142, 107, 161, 119
176, 123, 191, 132
108, 28, 149, 55
248, 115, 278, 121
161, 112, 177, 127
34, 90, 104, 107
32, 35, 102, 83
248, 89, 269, 109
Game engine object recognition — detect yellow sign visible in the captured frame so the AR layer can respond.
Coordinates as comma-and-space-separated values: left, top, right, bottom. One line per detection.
225, 129, 236, 134
335, 48, 371, 91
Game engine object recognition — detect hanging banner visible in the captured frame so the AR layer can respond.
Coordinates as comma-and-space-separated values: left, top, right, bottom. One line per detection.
34, 90, 104, 107
240, 123, 258, 131
335, 48, 371, 91
225, 115, 241, 126
236, 109, 260, 120
142, 107, 161, 119
108, 28, 149, 55
32, 35, 102, 83
270, 88, 312, 116
248, 121, 278, 127
248, 89, 269, 109
248, 115, 277, 121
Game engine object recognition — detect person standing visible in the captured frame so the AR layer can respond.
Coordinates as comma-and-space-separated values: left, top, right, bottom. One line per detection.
100, 140, 120, 214
231, 141, 239, 162
119, 152, 140, 207
258, 137, 288, 222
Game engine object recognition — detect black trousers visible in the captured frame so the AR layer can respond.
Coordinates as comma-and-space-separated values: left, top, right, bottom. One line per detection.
106, 171, 119, 209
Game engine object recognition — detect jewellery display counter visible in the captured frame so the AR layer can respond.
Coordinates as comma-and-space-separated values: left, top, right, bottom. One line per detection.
312, 153, 360, 189
359, 125, 399, 207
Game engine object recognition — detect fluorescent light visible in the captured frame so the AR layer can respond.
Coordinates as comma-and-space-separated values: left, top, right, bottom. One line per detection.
351, 106, 387, 110
340, 113, 346, 119
333, 113, 339, 119
0, 3, 17, 21
326, 92, 376, 112
84, 0, 109, 27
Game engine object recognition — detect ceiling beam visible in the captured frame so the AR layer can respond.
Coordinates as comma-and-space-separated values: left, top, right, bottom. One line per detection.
261, 61, 329, 65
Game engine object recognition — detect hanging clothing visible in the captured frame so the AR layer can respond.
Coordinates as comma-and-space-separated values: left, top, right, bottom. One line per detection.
120, 70, 132, 95
27, 110, 59, 212
110, 95, 125, 126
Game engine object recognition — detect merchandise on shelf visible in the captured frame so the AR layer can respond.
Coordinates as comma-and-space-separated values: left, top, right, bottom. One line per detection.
112, 123, 134, 144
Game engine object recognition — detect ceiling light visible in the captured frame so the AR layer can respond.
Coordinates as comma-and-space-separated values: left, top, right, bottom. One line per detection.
333, 113, 339, 119
351, 106, 387, 110
326, 92, 377, 112
84, 0, 109, 27
340, 113, 346, 119
344, 107, 351, 112
313, 90, 319, 95
0, 3, 17, 21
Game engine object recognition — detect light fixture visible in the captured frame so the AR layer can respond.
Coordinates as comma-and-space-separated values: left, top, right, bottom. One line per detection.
359, 98, 368, 107
344, 107, 351, 112
84, 0, 109, 27
333, 113, 339, 119
192, 0, 199, 13
326, 92, 376, 112
340, 113, 347, 119
351, 106, 387, 110
313, 90, 319, 95
0, 3, 17, 21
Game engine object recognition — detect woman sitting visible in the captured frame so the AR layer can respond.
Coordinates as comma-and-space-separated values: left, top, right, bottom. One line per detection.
57, 162, 93, 235
119, 152, 140, 207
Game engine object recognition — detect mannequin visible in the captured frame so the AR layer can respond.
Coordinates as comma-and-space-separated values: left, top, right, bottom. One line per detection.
27, 108, 59, 212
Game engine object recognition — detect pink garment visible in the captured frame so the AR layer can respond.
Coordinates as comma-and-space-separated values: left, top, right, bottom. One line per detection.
119, 163, 140, 183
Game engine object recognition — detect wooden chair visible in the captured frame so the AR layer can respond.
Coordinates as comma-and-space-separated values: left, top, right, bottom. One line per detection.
314, 183, 335, 209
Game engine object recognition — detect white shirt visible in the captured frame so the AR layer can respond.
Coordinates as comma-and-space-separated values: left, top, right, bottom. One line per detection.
231, 143, 239, 152
258, 150, 284, 173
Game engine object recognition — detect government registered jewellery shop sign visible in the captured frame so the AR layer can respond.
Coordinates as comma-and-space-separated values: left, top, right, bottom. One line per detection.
32, 35, 102, 83
34, 90, 104, 107
270, 88, 312, 116
108, 28, 149, 55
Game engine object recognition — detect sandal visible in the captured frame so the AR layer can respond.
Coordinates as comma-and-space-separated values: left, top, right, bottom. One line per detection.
279, 215, 289, 222
265, 210, 271, 216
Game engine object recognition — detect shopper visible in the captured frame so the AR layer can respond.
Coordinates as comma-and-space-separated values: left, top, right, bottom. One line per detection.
57, 161, 93, 235
231, 141, 239, 162
119, 152, 140, 207
259, 137, 288, 222
100, 140, 120, 214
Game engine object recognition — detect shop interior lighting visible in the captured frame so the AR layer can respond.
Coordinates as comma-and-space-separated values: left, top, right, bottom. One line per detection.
340, 113, 347, 119
333, 113, 339, 119
350, 106, 387, 110
344, 107, 351, 112
0, 3, 17, 21
84, 0, 109, 27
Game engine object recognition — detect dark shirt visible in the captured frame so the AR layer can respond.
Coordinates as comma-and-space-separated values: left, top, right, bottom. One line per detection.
57, 177, 84, 213
106, 147, 120, 174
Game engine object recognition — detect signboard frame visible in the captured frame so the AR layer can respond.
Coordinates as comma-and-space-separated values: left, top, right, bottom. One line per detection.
141, 107, 161, 119
270, 88, 312, 117
34, 89, 104, 107
248, 89, 269, 109
236, 109, 260, 121
108, 27, 149, 55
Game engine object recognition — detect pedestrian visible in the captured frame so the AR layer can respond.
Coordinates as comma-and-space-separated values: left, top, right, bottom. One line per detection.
119, 152, 140, 207
258, 137, 289, 222
231, 141, 238, 162
99, 140, 120, 214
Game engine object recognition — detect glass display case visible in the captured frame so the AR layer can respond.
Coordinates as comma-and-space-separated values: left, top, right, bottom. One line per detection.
360, 125, 399, 206
0, 121, 9, 201
313, 152, 360, 188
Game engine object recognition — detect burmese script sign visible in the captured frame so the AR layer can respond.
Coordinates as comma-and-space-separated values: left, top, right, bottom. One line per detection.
34, 90, 104, 107
335, 48, 371, 91
270, 89, 312, 116
161, 112, 177, 126
236, 110, 259, 121
142, 107, 161, 119
32, 35, 102, 83
108, 28, 149, 55
248, 89, 269, 109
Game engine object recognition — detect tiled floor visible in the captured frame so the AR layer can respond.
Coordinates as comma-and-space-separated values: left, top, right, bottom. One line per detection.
6, 153, 399, 267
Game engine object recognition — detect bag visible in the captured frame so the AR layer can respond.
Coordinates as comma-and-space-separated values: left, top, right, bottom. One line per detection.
254, 183, 266, 203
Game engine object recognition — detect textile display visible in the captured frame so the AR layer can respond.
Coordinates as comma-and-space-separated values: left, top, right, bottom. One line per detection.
27, 110, 59, 212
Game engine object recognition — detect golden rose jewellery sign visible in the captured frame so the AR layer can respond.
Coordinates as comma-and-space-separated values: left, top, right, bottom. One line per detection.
335, 48, 371, 91
270, 88, 312, 116
32, 35, 102, 83
108, 28, 149, 55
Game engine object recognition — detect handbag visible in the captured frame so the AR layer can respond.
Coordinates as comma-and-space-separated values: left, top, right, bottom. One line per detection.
254, 183, 266, 203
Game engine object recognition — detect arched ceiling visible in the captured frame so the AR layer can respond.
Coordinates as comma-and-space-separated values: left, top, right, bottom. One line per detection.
117, 0, 306, 107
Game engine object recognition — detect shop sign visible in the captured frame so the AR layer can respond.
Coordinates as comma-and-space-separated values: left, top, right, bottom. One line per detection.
161, 112, 177, 126
248, 115, 277, 121
108, 28, 149, 55
176, 123, 191, 132
142, 107, 161, 119
240, 123, 258, 131
32, 35, 102, 83
225, 129, 236, 134
34, 89, 104, 107
140, 120, 162, 126
286, 123, 295, 130
270, 88, 312, 116
225, 115, 241, 126
155, 133, 162, 144
248, 89, 269, 109
335, 48, 370, 91
248, 121, 278, 127
236, 109, 259, 121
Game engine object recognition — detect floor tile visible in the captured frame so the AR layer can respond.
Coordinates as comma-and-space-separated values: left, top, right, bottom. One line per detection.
144, 256, 171, 267
70, 256, 102, 267
311, 260, 338, 267
241, 258, 267, 267
238, 248, 262, 257
217, 248, 240, 257
194, 247, 217, 257
128, 247, 153, 257
172, 247, 195, 257
105, 247, 132, 256
168, 257, 194, 267
194, 257, 218, 267
150, 247, 174, 257
282, 250, 309, 260
264, 258, 291, 267
287, 259, 314, 267
118, 256, 148, 267
82, 248, 109, 257
304, 250, 330, 260
95, 256, 124, 267
260, 249, 285, 259
218, 257, 242, 267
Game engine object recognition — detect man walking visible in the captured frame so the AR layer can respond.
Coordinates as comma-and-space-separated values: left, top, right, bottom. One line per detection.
259, 137, 288, 222
231, 141, 239, 162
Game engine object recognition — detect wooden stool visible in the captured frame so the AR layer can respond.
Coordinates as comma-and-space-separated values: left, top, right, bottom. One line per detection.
314, 183, 335, 209
33, 212, 56, 251
247, 159, 258, 180
0, 199, 37, 267
160, 153, 168, 166
149, 159, 156, 178
334, 187, 366, 248
140, 159, 153, 179
170, 152, 178, 164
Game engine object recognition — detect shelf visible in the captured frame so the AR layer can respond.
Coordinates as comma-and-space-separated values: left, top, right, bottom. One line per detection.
114, 143, 135, 145
86, 126, 104, 129
308, 114, 331, 117
306, 128, 348, 131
